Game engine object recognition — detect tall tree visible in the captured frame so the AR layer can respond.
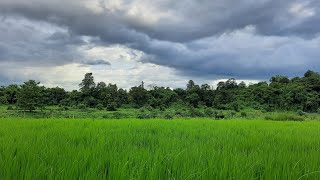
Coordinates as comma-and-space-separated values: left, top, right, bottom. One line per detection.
17, 80, 44, 112
129, 86, 149, 107
5, 84, 19, 104
186, 80, 195, 91
79, 73, 96, 93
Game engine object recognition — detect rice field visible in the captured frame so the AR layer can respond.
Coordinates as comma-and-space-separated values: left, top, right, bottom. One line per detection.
0, 118, 320, 179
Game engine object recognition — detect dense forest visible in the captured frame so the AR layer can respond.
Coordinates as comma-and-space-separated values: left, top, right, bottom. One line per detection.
1, 70, 320, 113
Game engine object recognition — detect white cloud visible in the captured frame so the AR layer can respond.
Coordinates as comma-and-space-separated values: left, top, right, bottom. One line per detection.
289, 1, 315, 18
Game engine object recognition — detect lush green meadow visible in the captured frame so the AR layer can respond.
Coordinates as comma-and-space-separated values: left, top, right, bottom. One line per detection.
1, 118, 320, 179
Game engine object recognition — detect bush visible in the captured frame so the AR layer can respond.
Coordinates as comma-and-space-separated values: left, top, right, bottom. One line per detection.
214, 111, 225, 119
164, 112, 173, 119
189, 107, 205, 117
102, 114, 112, 119
175, 109, 190, 117
143, 105, 153, 111
137, 113, 154, 119
265, 114, 305, 121
58, 106, 69, 111
297, 110, 306, 116
241, 112, 247, 118
230, 102, 241, 112
204, 108, 214, 117
96, 103, 104, 110
265, 116, 273, 121
139, 107, 149, 113
112, 112, 125, 119
106, 103, 117, 111
228, 111, 237, 118
77, 103, 86, 110
7, 106, 14, 111
0, 97, 8, 105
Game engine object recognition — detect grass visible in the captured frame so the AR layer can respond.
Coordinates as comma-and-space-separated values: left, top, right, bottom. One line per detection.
1, 118, 320, 179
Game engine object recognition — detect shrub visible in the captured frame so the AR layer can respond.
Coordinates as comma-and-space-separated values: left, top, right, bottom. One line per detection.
106, 103, 117, 111
229, 111, 237, 118
175, 108, 191, 117
112, 112, 125, 119
7, 106, 14, 111
137, 113, 153, 119
102, 114, 112, 119
159, 105, 166, 111
241, 112, 247, 118
139, 107, 148, 113
0, 97, 8, 105
265, 115, 273, 121
230, 102, 241, 112
189, 107, 205, 117
204, 108, 214, 117
58, 106, 69, 111
214, 111, 225, 119
265, 114, 304, 121
297, 110, 306, 116
78, 103, 86, 110
164, 113, 174, 119
143, 105, 153, 111
96, 103, 104, 110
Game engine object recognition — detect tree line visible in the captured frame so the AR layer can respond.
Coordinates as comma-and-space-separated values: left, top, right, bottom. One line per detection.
1, 70, 320, 113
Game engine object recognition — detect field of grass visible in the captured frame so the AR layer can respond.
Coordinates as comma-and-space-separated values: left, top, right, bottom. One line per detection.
1, 118, 320, 179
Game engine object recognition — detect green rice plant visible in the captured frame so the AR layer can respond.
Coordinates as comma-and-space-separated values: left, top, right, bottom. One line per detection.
1, 119, 320, 179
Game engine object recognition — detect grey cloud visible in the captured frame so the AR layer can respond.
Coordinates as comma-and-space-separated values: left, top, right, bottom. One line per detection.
81, 59, 111, 66
0, 16, 86, 66
1, 0, 320, 42
137, 27, 320, 79
0, 0, 320, 84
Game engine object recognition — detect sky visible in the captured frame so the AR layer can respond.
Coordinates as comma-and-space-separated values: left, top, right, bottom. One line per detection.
0, 0, 320, 90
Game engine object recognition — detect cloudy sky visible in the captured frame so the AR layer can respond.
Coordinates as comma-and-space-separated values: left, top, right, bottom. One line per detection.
0, 0, 320, 90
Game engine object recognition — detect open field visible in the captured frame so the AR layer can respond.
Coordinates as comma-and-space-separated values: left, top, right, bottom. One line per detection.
1, 118, 320, 179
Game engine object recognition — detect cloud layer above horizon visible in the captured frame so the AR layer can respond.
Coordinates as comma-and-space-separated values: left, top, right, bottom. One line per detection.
0, 0, 320, 89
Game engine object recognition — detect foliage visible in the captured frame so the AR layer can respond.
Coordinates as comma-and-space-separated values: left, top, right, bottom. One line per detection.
79, 73, 95, 93
7, 106, 14, 111
16, 80, 44, 112
106, 103, 117, 111
265, 113, 305, 121
2, 70, 320, 114
240, 112, 247, 118
297, 110, 306, 116
77, 103, 87, 110
96, 103, 104, 110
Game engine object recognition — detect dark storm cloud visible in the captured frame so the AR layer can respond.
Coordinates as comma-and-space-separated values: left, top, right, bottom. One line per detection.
1, 0, 320, 42
0, 16, 86, 66
0, 0, 320, 80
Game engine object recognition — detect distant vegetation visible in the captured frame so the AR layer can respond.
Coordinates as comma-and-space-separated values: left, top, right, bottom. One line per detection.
1, 70, 320, 118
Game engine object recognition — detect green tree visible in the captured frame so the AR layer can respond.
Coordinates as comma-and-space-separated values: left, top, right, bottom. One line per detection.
4, 84, 19, 104
17, 80, 44, 112
129, 86, 149, 107
79, 73, 96, 93
186, 80, 195, 91
186, 93, 200, 107
45, 87, 67, 105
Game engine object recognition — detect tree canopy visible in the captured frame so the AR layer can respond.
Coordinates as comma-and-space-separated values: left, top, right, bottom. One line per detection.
2, 70, 320, 113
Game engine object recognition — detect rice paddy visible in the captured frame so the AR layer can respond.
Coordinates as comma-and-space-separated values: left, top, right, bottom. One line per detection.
0, 118, 320, 179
